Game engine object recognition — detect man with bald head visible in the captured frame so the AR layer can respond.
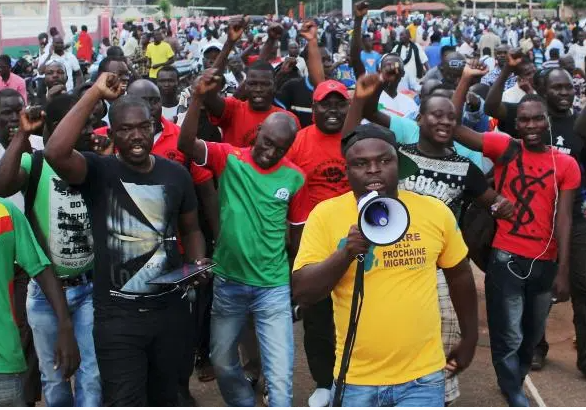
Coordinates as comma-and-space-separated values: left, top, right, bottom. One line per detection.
38, 35, 82, 91
178, 74, 310, 406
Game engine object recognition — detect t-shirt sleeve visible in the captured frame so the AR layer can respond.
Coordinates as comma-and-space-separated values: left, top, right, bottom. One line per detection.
559, 154, 581, 191
275, 79, 294, 109
464, 161, 489, 198
390, 115, 420, 144
178, 165, 198, 214
200, 142, 232, 176
145, 44, 152, 58
209, 96, 238, 129
189, 162, 214, 185
20, 153, 32, 175
288, 177, 311, 225
292, 204, 333, 272
166, 43, 175, 59
9, 202, 51, 277
75, 152, 102, 192
481, 132, 512, 162
436, 201, 469, 269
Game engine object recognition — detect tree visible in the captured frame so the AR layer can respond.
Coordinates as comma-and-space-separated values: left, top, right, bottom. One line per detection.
159, 0, 172, 19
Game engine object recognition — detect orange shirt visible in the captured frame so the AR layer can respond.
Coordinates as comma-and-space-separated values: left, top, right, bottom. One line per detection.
286, 124, 350, 212
545, 29, 555, 47
209, 96, 300, 148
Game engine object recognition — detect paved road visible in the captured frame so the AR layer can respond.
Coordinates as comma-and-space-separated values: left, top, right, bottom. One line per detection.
189, 267, 586, 407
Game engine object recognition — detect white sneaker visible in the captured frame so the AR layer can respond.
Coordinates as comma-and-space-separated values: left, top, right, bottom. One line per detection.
308, 388, 331, 407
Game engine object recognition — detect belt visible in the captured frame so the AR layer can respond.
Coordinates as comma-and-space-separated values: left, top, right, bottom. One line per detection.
60, 271, 93, 288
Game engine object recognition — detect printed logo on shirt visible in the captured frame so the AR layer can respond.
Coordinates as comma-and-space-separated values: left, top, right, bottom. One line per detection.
164, 150, 178, 161
554, 136, 571, 155
274, 188, 290, 201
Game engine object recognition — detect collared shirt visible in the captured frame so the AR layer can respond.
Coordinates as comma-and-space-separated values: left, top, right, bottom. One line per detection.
0, 73, 27, 104
480, 67, 517, 90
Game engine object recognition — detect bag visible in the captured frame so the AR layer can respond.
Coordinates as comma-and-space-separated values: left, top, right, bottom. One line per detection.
461, 140, 520, 271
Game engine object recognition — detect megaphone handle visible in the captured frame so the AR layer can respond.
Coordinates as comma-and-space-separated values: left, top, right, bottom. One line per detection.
356, 254, 365, 262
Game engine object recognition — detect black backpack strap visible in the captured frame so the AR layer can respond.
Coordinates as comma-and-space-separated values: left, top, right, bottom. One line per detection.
24, 150, 44, 219
495, 139, 521, 193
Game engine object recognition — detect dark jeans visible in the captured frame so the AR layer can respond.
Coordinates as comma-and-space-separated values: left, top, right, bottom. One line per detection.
570, 219, 586, 375
302, 296, 335, 389
485, 248, 556, 407
93, 296, 189, 406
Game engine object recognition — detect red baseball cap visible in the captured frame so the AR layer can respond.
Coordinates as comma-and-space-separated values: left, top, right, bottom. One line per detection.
313, 80, 350, 102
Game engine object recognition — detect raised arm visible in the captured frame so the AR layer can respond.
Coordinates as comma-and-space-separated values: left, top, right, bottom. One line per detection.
453, 61, 489, 124
485, 49, 524, 120
342, 73, 382, 138
177, 69, 222, 164
258, 23, 283, 63
299, 20, 325, 87
44, 73, 122, 185
349, 1, 369, 78
453, 125, 484, 152
0, 110, 43, 197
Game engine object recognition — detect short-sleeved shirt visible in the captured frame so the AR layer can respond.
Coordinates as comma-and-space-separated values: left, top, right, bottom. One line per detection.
398, 143, 489, 217
483, 132, 581, 260
209, 97, 301, 148
0, 198, 50, 373
145, 41, 175, 78
0, 73, 27, 105
286, 124, 350, 212
200, 142, 310, 287
360, 50, 382, 74
293, 190, 468, 385
74, 153, 197, 311
390, 114, 486, 171
20, 155, 94, 278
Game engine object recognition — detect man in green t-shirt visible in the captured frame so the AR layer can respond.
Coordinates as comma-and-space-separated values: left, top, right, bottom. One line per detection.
0, 197, 79, 406
178, 71, 310, 406
0, 94, 103, 406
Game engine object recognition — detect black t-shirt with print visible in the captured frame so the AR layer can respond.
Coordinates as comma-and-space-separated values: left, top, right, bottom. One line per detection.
398, 143, 489, 218
501, 104, 586, 219
276, 77, 313, 128
75, 153, 198, 312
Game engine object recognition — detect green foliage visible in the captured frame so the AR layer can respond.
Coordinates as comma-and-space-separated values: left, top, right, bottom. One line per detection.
543, 0, 559, 9
158, 0, 172, 18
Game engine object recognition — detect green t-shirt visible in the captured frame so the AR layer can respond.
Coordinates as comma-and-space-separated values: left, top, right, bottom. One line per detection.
204, 143, 309, 287
21, 154, 94, 278
0, 198, 50, 374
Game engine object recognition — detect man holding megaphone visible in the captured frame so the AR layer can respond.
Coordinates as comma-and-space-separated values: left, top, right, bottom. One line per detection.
292, 76, 479, 407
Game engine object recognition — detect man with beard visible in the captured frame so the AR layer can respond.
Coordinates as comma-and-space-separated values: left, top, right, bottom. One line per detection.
453, 64, 579, 406
0, 93, 103, 406
43, 73, 206, 406
292, 88, 478, 406
157, 66, 180, 122
178, 68, 309, 407
38, 36, 82, 92
285, 80, 351, 407
42, 61, 68, 105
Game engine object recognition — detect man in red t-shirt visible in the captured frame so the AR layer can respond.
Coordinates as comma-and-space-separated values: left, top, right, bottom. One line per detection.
202, 61, 300, 148
453, 92, 579, 406
285, 79, 350, 407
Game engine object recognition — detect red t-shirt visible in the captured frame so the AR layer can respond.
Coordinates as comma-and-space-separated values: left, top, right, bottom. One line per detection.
94, 116, 213, 185
483, 132, 581, 260
209, 96, 300, 148
286, 124, 351, 212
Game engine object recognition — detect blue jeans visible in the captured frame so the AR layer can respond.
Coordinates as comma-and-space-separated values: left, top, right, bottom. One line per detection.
0, 373, 26, 406
485, 249, 556, 407
210, 276, 294, 406
26, 280, 101, 406
329, 370, 445, 406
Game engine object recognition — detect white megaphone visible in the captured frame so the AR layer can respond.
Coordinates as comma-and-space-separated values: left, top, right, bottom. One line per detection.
357, 191, 410, 246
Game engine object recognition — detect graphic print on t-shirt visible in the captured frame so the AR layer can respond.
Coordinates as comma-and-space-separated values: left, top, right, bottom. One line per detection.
49, 177, 93, 270
506, 155, 553, 240
106, 181, 175, 294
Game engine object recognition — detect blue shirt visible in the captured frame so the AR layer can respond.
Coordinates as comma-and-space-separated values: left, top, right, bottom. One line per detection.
390, 114, 487, 172
440, 35, 457, 48
425, 42, 442, 68
360, 50, 382, 74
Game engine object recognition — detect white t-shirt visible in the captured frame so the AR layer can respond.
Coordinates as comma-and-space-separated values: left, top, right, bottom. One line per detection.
162, 105, 179, 122
502, 83, 528, 104
39, 51, 81, 91
378, 90, 420, 118
0, 135, 44, 212
457, 42, 475, 58
569, 43, 586, 72
392, 43, 429, 80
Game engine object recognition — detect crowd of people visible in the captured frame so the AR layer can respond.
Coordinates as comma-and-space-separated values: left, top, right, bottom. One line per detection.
1, 2, 586, 407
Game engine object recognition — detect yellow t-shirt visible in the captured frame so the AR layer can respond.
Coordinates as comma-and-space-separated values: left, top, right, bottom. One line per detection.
407, 24, 417, 41
293, 190, 468, 386
145, 41, 175, 78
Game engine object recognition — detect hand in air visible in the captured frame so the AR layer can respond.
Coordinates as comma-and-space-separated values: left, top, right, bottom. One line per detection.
355, 74, 381, 99
299, 20, 319, 42
193, 69, 223, 97
228, 16, 248, 42
94, 72, 124, 101
354, 1, 369, 18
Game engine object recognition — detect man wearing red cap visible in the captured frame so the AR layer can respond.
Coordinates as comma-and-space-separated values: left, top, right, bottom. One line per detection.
286, 79, 351, 407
